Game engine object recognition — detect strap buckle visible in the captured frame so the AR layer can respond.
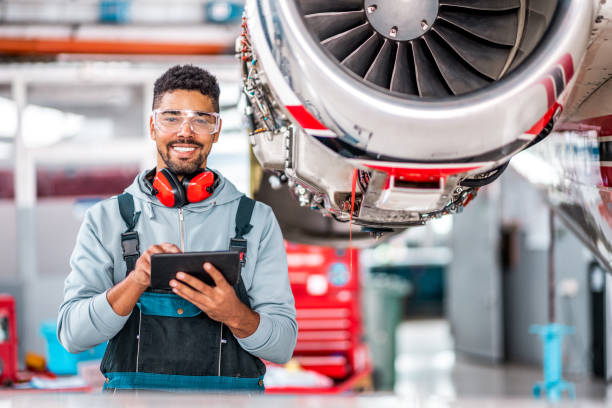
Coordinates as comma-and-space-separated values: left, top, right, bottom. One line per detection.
121, 231, 140, 259
229, 238, 248, 267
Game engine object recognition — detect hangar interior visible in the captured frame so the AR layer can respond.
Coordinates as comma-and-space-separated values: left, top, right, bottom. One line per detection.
0, 0, 610, 406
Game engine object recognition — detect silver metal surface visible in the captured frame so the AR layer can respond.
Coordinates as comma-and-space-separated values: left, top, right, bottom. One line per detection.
375, 175, 443, 212
257, 0, 593, 160
242, 0, 605, 232
249, 129, 286, 171
509, 0, 612, 272
358, 171, 422, 225
287, 128, 354, 211
512, 130, 612, 271
364, 0, 438, 41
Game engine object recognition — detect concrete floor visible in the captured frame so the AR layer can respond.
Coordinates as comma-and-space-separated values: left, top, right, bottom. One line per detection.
0, 319, 608, 406
0, 391, 608, 407
394, 319, 607, 402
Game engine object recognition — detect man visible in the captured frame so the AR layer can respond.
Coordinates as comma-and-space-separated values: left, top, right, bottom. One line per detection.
57, 65, 297, 392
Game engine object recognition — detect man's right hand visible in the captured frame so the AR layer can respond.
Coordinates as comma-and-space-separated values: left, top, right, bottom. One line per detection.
108, 243, 182, 316
129, 243, 182, 288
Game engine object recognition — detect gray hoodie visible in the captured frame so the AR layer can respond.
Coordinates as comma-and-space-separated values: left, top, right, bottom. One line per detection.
57, 169, 297, 364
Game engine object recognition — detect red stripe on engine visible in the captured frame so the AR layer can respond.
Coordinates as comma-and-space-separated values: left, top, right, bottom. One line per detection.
365, 165, 484, 184
526, 102, 561, 135
286, 105, 329, 131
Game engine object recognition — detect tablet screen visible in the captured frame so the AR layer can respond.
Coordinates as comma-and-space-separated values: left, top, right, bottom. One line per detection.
150, 251, 240, 290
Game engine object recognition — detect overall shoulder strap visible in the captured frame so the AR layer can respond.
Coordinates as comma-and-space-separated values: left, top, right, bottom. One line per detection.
234, 195, 255, 239
229, 195, 255, 267
118, 193, 141, 276
118, 192, 139, 231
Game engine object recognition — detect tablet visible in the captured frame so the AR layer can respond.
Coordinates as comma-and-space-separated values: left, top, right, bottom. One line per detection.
150, 251, 240, 290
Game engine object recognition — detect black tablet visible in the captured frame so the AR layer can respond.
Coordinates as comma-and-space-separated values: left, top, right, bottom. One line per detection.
150, 251, 240, 290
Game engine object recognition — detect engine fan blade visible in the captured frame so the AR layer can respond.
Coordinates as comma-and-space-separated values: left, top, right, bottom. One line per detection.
321, 23, 373, 61
438, 8, 519, 46
509, 0, 559, 71
424, 33, 491, 95
434, 22, 510, 79
342, 33, 384, 78
364, 39, 395, 89
390, 43, 418, 95
439, 0, 521, 11
297, 0, 363, 15
529, 0, 559, 23
412, 39, 452, 98
305, 11, 366, 41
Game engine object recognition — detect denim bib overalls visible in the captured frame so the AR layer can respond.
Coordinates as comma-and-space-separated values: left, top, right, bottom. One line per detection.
100, 194, 266, 392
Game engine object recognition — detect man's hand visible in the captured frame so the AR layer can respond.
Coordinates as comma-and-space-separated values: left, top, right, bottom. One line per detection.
128, 243, 182, 288
108, 242, 181, 316
170, 262, 260, 338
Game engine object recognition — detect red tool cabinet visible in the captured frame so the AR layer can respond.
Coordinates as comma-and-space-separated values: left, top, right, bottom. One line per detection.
266, 242, 372, 394
0, 295, 18, 385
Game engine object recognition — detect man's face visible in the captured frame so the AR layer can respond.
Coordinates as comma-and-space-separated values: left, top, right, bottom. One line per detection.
150, 89, 221, 176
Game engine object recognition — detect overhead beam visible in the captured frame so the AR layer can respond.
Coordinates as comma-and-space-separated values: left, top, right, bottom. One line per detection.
0, 38, 231, 55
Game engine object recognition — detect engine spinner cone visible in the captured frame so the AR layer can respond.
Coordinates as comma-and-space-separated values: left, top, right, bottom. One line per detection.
365, 0, 439, 41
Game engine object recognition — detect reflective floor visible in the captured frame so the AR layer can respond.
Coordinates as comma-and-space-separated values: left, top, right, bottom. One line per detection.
394, 319, 607, 403
0, 392, 608, 407
0, 320, 607, 407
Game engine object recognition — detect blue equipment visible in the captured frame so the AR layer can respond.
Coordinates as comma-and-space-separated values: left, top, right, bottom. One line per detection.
530, 323, 575, 401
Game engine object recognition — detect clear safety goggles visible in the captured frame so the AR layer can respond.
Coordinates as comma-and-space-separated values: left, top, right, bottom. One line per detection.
152, 109, 221, 135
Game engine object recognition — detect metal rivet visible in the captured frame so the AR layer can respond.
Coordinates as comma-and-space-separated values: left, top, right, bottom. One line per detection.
421, 20, 429, 30
367, 5, 377, 14
177, 308, 184, 315
390, 26, 398, 38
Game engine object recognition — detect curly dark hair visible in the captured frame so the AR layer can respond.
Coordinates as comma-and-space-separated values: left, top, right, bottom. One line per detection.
152, 64, 220, 112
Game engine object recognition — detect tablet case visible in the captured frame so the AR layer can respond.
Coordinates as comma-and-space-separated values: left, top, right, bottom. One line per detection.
150, 251, 240, 290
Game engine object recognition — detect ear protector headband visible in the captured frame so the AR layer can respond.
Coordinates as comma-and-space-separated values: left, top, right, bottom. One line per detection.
144, 168, 217, 208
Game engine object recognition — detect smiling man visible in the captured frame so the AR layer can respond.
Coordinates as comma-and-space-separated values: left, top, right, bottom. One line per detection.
57, 65, 297, 392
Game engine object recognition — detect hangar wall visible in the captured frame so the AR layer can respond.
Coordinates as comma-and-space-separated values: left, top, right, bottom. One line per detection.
447, 184, 504, 362
500, 169, 591, 374
448, 167, 593, 375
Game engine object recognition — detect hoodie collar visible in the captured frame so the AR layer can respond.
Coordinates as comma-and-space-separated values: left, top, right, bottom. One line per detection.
124, 168, 243, 210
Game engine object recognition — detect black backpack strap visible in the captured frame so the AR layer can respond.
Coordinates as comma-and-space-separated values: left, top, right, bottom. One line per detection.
229, 196, 255, 267
118, 193, 141, 276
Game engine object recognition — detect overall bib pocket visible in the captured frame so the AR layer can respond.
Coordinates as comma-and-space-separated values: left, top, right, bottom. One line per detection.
136, 291, 220, 376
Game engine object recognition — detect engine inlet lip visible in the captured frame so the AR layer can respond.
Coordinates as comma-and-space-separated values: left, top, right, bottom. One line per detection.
282, 0, 583, 111
255, 0, 591, 160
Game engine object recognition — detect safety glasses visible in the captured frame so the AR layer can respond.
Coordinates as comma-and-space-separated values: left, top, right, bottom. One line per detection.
152, 109, 221, 135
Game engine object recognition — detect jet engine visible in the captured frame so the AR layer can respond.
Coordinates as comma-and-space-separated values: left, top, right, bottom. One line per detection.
240, 0, 596, 232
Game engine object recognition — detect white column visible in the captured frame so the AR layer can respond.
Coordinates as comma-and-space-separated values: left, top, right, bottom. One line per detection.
12, 78, 37, 281
141, 82, 155, 171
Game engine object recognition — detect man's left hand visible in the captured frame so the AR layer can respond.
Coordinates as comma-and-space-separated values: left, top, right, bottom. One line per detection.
170, 262, 260, 338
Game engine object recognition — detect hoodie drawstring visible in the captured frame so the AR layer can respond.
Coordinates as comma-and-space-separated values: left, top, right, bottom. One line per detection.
145, 202, 154, 219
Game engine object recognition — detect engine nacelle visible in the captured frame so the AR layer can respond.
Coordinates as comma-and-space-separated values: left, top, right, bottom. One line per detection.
241, 0, 595, 228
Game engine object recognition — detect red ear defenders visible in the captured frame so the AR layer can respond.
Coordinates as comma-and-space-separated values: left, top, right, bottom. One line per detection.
145, 168, 217, 208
